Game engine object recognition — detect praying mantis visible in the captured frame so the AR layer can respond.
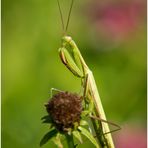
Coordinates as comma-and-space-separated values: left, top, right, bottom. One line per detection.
56, 0, 120, 147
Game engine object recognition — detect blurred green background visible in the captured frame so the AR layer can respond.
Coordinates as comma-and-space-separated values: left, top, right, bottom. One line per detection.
2, 0, 146, 148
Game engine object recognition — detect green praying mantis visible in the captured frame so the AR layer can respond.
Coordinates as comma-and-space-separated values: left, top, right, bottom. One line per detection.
52, 0, 121, 147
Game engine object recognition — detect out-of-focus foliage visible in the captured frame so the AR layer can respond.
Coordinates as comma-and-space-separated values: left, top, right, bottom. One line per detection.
2, 0, 146, 148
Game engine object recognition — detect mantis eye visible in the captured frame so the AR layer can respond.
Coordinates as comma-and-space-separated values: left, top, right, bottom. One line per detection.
45, 91, 82, 132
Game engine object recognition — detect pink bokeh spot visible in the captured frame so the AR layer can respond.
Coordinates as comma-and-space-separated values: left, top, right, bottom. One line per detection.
88, 1, 146, 41
114, 125, 147, 148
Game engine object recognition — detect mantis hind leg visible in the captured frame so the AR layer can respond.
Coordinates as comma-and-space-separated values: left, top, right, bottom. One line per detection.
82, 73, 121, 134
50, 88, 64, 97
90, 115, 121, 135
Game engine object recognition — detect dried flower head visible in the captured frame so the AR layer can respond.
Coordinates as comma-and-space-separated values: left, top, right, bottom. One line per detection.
41, 91, 101, 148
45, 91, 82, 132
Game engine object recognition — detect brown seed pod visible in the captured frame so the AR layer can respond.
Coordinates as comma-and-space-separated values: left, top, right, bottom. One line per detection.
45, 91, 82, 132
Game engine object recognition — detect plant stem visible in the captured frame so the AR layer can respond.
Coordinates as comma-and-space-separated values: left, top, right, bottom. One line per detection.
65, 134, 75, 148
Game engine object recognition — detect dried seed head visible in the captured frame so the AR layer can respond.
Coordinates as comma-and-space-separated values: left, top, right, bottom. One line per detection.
45, 91, 82, 132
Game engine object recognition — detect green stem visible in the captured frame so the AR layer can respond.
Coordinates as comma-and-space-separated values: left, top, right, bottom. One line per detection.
65, 134, 75, 148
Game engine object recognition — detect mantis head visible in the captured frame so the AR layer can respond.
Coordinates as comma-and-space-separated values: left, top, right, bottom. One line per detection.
62, 36, 72, 47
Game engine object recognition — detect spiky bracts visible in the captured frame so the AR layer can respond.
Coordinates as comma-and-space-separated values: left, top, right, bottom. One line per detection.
45, 91, 82, 132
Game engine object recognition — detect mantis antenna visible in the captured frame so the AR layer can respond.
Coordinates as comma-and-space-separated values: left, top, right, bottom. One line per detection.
57, 0, 75, 34
65, 0, 75, 32
57, 0, 65, 32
